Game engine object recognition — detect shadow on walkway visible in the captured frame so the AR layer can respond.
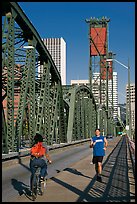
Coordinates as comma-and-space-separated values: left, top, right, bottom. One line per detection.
63, 167, 92, 179
51, 136, 135, 202
11, 179, 33, 201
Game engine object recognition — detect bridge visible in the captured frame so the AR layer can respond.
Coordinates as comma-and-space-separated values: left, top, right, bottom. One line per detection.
2, 135, 135, 202
2, 2, 135, 202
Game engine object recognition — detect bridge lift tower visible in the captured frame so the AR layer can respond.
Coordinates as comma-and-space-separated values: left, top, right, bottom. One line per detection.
85, 17, 115, 136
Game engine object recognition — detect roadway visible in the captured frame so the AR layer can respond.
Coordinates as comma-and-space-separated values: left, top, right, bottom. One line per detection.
2, 136, 135, 202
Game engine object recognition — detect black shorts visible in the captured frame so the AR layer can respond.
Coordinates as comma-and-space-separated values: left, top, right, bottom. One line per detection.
92, 156, 103, 164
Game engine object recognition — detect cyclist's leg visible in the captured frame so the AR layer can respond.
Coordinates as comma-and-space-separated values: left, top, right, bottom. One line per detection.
38, 159, 47, 194
39, 159, 47, 180
30, 158, 38, 190
42, 161, 48, 178
31, 168, 38, 200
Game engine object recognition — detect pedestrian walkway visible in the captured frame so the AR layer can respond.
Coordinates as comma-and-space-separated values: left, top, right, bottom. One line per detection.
43, 136, 135, 202
10, 136, 135, 202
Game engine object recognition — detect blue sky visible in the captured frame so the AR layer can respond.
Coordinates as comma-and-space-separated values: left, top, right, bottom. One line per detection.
18, 2, 135, 104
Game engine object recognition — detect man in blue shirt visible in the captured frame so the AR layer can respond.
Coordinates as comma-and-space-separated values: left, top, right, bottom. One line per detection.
90, 128, 108, 182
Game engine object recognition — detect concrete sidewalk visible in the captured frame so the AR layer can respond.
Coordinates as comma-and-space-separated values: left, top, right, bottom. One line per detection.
37, 136, 135, 202
11, 136, 135, 202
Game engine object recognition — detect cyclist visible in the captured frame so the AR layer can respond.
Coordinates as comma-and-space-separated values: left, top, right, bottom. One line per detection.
30, 133, 52, 192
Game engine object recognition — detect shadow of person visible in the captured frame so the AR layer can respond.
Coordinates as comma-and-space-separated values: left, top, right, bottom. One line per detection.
63, 168, 92, 179
11, 178, 31, 198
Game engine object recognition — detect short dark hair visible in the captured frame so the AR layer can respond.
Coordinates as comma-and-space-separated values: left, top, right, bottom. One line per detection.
34, 133, 43, 143
95, 128, 100, 132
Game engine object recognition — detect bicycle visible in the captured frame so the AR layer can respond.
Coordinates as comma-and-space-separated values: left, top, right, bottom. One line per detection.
31, 165, 47, 201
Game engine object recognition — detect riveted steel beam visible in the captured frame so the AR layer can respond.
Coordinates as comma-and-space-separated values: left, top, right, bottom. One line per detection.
66, 85, 97, 143
35, 61, 51, 137
14, 39, 36, 151
5, 11, 15, 152
57, 82, 67, 143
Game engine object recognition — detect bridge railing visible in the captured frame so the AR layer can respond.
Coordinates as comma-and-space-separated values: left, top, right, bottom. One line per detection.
2, 138, 90, 161
127, 135, 135, 176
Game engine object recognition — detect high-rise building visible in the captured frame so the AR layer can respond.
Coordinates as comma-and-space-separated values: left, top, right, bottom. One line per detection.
70, 72, 118, 120
118, 103, 126, 124
126, 83, 135, 133
108, 72, 118, 119
92, 72, 105, 105
42, 37, 66, 85
92, 72, 118, 120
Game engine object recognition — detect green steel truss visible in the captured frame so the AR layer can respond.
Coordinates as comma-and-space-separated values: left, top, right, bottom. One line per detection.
2, 2, 115, 154
2, 11, 15, 152
2, 2, 67, 152
63, 85, 97, 143
35, 61, 51, 141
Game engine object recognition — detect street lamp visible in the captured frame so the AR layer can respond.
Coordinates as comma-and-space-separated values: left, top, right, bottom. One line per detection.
97, 104, 103, 129
106, 58, 131, 139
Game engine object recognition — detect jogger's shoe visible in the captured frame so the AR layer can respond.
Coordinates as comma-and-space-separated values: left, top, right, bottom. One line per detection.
97, 175, 102, 182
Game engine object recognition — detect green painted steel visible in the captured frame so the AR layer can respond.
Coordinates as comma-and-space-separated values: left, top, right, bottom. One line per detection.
2, 2, 68, 152
65, 85, 97, 142
35, 61, 51, 138
49, 83, 60, 144
66, 88, 76, 143
2, 106, 8, 153
5, 12, 15, 152
28, 39, 37, 146
2, 2, 117, 155
14, 43, 36, 151
57, 82, 67, 143
86, 17, 113, 137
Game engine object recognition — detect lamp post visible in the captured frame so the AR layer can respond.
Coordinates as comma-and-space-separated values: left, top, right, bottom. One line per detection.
106, 58, 131, 139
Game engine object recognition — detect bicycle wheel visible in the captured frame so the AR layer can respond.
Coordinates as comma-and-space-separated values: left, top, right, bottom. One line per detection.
31, 174, 38, 201
40, 178, 47, 195
38, 182, 43, 196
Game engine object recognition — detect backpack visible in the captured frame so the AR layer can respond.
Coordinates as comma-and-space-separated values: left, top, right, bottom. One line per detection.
31, 142, 46, 157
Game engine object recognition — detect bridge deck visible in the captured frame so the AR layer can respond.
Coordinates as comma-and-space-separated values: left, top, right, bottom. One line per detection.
40, 136, 135, 202
5, 136, 135, 202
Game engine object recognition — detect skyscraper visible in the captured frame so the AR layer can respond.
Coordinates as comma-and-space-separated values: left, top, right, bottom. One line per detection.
108, 72, 118, 120
42, 37, 66, 85
126, 83, 135, 134
92, 72, 118, 120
